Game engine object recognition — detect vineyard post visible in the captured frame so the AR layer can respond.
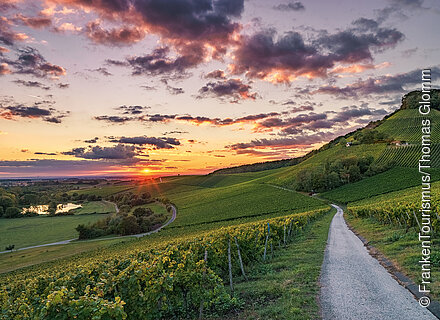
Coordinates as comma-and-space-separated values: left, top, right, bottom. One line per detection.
199, 248, 208, 320
395, 214, 402, 227
412, 211, 422, 231
228, 236, 234, 295
234, 237, 248, 281
288, 221, 293, 241
283, 224, 286, 247
263, 223, 270, 261
405, 211, 413, 229
385, 212, 392, 225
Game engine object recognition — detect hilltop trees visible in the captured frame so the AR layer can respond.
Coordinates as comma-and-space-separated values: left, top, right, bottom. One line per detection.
295, 155, 392, 193
76, 191, 167, 239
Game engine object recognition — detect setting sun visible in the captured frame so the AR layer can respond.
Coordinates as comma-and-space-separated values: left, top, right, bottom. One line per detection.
142, 168, 150, 174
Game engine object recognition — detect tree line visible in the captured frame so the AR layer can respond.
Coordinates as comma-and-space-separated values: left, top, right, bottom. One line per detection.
76, 192, 171, 239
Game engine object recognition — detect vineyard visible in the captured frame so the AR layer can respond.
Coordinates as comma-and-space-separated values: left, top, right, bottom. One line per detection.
321, 167, 440, 203
375, 108, 440, 143
374, 144, 440, 168
347, 181, 440, 232
0, 207, 330, 319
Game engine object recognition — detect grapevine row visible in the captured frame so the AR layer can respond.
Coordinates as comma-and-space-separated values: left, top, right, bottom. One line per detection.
0, 207, 330, 319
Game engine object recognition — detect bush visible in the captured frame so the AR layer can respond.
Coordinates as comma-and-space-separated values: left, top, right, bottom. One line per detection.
4, 207, 21, 218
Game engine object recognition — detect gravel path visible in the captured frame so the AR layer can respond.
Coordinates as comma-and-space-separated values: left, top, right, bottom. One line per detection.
320, 204, 437, 320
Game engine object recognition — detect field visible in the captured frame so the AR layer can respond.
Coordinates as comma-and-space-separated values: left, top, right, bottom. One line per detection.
375, 108, 440, 143
0, 207, 331, 319
321, 167, 440, 203
70, 200, 117, 215
267, 144, 387, 188
374, 144, 440, 168
0, 238, 129, 274
0, 214, 110, 250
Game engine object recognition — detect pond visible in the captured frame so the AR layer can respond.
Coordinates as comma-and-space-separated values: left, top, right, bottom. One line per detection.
21, 203, 83, 215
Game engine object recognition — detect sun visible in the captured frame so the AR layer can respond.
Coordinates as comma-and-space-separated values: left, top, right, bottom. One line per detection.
141, 168, 150, 174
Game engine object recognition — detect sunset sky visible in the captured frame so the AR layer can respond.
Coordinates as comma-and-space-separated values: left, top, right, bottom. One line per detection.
0, 0, 439, 177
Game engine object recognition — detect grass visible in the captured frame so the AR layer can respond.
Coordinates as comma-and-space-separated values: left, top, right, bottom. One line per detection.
0, 238, 128, 274
166, 182, 326, 227
320, 167, 440, 203
345, 213, 440, 301
70, 200, 116, 214
218, 207, 336, 320
349, 180, 440, 208
0, 214, 110, 249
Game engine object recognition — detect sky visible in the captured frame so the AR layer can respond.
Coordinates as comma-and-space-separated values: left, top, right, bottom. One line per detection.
0, 0, 439, 178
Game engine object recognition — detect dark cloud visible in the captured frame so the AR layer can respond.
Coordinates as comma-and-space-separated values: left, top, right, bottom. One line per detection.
198, 78, 258, 102
95, 109, 284, 127
376, 0, 427, 23
87, 67, 112, 76
162, 130, 188, 135
205, 69, 226, 79
0, 2, 17, 13
125, 46, 204, 76
93, 115, 135, 123
332, 105, 388, 122
2, 47, 66, 78
0, 102, 69, 123
144, 113, 177, 122
116, 105, 149, 114
230, 19, 403, 83
140, 85, 156, 90
109, 136, 180, 149
0, 17, 28, 46
34, 152, 57, 155
254, 104, 388, 134
105, 59, 129, 67
273, 2, 305, 11
84, 137, 99, 143
314, 66, 440, 98
131, 0, 244, 46
166, 85, 185, 95
228, 132, 335, 150
62, 144, 138, 159
13, 79, 50, 90
13, 14, 52, 29
51, 0, 244, 74
85, 21, 145, 46
58, 83, 69, 89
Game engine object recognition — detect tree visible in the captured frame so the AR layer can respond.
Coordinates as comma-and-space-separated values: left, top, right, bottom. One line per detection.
133, 207, 153, 218
0, 206, 3, 217
117, 215, 140, 236
348, 165, 362, 183
0, 195, 14, 211
4, 207, 21, 218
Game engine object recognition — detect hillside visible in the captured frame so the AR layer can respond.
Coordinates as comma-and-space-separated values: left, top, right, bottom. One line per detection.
261, 89, 440, 190
213, 89, 440, 181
